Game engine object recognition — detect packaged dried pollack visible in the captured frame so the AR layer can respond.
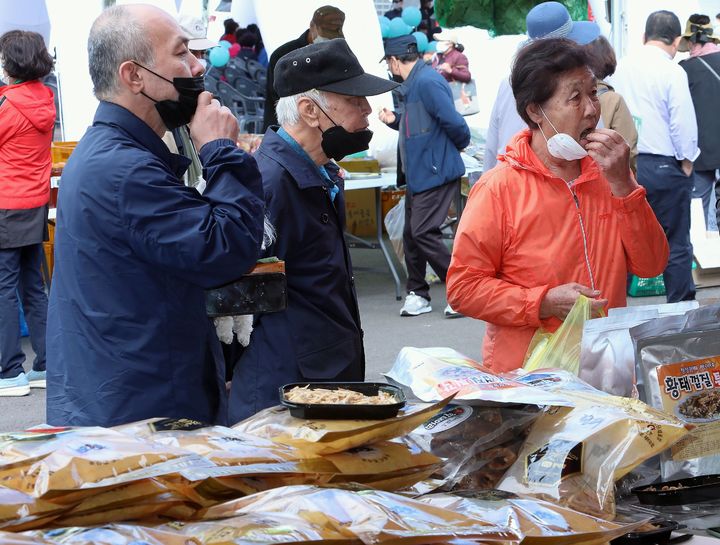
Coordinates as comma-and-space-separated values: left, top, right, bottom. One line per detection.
630, 304, 720, 481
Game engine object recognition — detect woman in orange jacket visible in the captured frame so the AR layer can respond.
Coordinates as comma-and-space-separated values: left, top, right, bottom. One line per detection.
447, 38, 668, 373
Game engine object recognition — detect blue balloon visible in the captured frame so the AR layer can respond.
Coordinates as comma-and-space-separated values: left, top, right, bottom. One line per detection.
413, 31, 429, 53
426, 40, 437, 53
218, 40, 232, 49
402, 6, 422, 29
209, 46, 230, 68
379, 17, 391, 38
388, 17, 410, 38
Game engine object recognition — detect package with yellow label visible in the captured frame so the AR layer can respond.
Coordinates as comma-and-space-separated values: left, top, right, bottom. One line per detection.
497, 392, 688, 519
172, 436, 442, 502
114, 418, 300, 466
0, 427, 196, 499
20, 524, 198, 545
631, 303, 720, 480
231, 398, 452, 456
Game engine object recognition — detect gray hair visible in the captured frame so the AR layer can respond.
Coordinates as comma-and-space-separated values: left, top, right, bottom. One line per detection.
88, 5, 155, 100
275, 89, 329, 126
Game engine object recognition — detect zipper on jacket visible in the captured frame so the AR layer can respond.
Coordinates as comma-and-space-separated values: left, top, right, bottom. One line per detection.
565, 182, 596, 291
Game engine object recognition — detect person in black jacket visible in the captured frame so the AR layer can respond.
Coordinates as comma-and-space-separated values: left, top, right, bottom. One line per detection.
229, 39, 398, 423
678, 14, 720, 231
262, 6, 344, 130
384, 0, 403, 20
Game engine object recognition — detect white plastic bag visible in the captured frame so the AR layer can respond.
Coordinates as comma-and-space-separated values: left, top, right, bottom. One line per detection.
384, 197, 405, 269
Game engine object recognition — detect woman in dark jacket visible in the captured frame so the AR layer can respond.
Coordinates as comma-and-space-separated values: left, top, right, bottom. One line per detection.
0, 30, 55, 395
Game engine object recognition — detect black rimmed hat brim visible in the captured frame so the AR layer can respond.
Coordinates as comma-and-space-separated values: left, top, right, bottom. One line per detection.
317, 72, 399, 96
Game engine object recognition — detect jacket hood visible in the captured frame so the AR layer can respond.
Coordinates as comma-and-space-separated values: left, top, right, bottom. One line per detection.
1, 81, 56, 132
501, 129, 600, 182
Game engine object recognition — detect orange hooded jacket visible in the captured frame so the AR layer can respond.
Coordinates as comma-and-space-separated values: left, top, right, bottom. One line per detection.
447, 130, 669, 373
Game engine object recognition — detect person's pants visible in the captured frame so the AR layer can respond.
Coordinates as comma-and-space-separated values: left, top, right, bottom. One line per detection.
403, 180, 458, 301
0, 244, 48, 378
637, 154, 695, 302
693, 169, 718, 231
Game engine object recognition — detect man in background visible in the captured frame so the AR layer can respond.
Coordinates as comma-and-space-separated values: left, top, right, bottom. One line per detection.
379, 35, 470, 318
611, 10, 699, 302
262, 5, 345, 130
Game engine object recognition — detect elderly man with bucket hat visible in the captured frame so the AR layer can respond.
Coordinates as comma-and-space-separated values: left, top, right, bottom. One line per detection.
379, 35, 470, 319
263, 5, 346, 130
228, 39, 399, 423
484, 1, 601, 173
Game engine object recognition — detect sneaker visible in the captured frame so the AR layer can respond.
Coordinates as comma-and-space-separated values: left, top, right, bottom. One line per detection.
444, 304, 464, 319
400, 292, 432, 316
26, 370, 46, 389
0, 373, 30, 397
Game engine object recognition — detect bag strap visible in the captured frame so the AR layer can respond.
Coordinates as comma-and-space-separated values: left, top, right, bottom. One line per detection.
696, 56, 720, 83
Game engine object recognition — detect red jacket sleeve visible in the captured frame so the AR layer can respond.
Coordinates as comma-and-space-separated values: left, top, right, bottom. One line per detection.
0, 98, 22, 149
614, 184, 669, 278
449, 52, 471, 84
447, 179, 549, 328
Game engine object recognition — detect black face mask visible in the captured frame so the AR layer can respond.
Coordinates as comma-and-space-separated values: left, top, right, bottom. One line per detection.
313, 101, 373, 161
133, 61, 204, 130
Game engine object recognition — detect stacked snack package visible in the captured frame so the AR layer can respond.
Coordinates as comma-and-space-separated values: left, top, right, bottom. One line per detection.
579, 302, 698, 398
630, 303, 720, 480
496, 389, 688, 519
416, 490, 650, 545
408, 404, 540, 491
388, 347, 689, 519
231, 398, 452, 456
385, 347, 573, 407
0, 427, 206, 530
3, 485, 649, 545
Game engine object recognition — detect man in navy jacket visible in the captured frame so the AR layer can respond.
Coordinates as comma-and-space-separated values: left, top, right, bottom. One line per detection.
46, 4, 265, 427
228, 39, 398, 423
379, 35, 470, 318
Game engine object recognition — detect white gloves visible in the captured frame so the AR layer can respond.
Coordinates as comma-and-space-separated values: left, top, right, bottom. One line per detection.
213, 315, 254, 346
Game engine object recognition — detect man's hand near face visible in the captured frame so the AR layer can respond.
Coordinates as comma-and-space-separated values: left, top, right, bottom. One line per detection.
189, 91, 239, 150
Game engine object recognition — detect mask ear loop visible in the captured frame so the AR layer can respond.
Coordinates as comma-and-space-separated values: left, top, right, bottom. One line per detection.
537, 105, 558, 146
311, 98, 338, 130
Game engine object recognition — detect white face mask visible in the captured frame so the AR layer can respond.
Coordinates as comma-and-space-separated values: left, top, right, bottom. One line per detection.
436, 41, 451, 54
538, 106, 589, 161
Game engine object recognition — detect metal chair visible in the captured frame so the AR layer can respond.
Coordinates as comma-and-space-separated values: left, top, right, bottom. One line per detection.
216, 81, 264, 134
246, 59, 266, 82
233, 75, 264, 98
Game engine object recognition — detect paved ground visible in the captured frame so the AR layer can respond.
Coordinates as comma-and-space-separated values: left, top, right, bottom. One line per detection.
3, 242, 718, 432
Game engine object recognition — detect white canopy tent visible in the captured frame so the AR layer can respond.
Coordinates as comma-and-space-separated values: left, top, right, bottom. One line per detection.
2, 0, 719, 142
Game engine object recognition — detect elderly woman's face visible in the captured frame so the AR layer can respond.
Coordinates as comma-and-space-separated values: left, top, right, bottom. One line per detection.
537, 66, 600, 147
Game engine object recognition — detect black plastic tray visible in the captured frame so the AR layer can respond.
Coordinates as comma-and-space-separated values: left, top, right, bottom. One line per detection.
279, 382, 406, 420
632, 474, 720, 506
611, 520, 680, 545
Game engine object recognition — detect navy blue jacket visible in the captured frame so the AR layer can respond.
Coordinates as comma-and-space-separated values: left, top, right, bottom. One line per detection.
228, 128, 365, 423
389, 61, 470, 194
46, 102, 265, 427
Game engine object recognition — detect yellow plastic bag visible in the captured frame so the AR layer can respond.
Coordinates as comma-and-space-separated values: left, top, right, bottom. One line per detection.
523, 295, 597, 375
